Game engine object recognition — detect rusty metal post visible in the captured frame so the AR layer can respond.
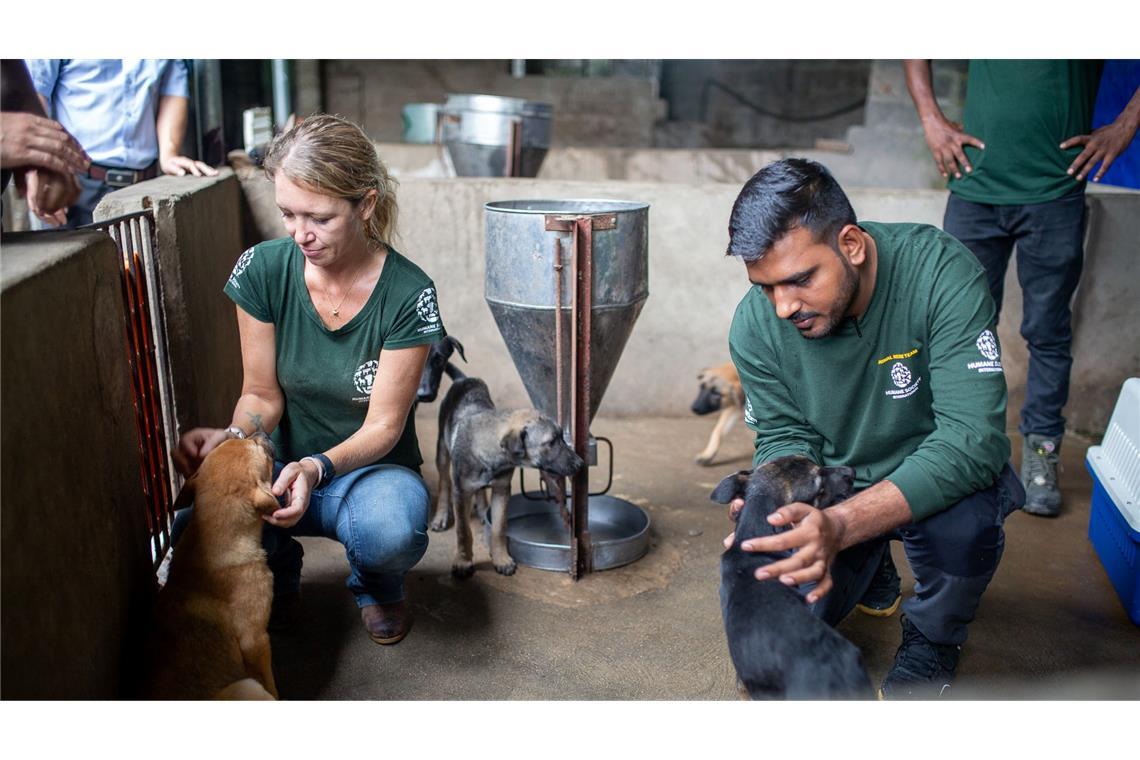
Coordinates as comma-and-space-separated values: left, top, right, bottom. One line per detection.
570, 216, 594, 578
505, 117, 524, 177
552, 237, 569, 537
540, 211, 617, 578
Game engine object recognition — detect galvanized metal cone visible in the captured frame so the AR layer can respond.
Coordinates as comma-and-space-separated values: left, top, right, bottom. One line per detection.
485, 302, 646, 425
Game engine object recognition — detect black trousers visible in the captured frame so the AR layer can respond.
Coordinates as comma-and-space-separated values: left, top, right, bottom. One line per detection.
808, 464, 1025, 646
943, 189, 1087, 438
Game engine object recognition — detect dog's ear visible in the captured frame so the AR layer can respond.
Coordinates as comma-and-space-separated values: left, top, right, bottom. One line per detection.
710, 469, 752, 504
448, 336, 467, 363
817, 466, 856, 507
172, 473, 197, 512
502, 426, 528, 461
252, 484, 281, 515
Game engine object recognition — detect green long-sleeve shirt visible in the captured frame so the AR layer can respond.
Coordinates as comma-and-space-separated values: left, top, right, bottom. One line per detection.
728, 221, 1010, 522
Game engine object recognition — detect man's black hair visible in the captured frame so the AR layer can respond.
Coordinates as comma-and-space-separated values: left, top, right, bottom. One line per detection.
726, 158, 856, 262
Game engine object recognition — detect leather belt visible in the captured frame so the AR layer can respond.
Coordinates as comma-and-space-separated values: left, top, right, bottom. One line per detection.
88, 162, 159, 188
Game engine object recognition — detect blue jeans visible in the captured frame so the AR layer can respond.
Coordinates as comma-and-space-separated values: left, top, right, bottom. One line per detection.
172, 462, 430, 607
943, 189, 1087, 437
809, 465, 1024, 646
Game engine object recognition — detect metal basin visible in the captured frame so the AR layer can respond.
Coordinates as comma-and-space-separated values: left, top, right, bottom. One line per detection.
492, 493, 650, 572
441, 94, 552, 177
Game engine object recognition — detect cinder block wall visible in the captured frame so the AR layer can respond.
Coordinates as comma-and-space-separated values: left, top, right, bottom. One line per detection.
1, 232, 152, 698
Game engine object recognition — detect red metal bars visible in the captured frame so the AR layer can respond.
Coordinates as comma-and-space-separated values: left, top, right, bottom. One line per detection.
95, 211, 177, 574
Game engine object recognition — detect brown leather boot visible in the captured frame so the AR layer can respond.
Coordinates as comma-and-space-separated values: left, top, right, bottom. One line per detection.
361, 600, 412, 645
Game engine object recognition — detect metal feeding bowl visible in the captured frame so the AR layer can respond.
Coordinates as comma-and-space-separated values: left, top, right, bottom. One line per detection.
487, 495, 650, 572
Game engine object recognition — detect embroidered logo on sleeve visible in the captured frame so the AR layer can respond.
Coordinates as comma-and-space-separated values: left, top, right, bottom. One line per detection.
885, 361, 922, 399
967, 330, 1004, 374
414, 287, 443, 335
744, 397, 757, 426
352, 359, 378, 402
227, 247, 256, 290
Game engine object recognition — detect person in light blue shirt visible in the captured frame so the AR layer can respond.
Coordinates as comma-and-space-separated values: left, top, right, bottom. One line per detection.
25, 59, 218, 227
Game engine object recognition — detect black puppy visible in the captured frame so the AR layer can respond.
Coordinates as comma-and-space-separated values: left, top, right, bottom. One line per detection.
417, 336, 467, 403
711, 455, 873, 700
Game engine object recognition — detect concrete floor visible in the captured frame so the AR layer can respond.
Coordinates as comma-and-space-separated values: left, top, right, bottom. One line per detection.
269, 410, 1140, 700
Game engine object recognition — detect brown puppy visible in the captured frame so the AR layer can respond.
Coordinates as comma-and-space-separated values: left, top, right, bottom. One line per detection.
692, 362, 744, 466
143, 434, 280, 700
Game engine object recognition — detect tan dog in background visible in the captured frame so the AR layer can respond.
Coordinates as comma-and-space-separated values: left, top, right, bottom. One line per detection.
692, 362, 744, 466
144, 434, 280, 700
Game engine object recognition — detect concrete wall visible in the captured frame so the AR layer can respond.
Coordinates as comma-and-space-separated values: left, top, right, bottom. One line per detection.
322, 60, 666, 148
96, 172, 246, 431
1050, 191, 1140, 435
658, 60, 872, 149
1, 231, 152, 698
229, 172, 1140, 437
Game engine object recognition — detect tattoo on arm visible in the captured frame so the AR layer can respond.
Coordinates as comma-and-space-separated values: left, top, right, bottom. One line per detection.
245, 413, 264, 433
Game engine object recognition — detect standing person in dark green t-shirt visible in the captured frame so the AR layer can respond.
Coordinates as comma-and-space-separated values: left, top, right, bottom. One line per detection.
905, 60, 1140, 517
172, 115, 445, 647
723, 159, 1024, 698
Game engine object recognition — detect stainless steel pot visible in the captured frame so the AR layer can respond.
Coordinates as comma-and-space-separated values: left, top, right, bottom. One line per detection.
441, 94, 553, 177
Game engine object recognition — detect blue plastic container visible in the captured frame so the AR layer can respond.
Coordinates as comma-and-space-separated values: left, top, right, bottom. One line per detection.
1085, 378, 1140, 625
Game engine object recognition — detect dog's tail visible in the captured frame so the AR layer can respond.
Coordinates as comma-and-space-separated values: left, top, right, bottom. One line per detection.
444, 361, 467, 381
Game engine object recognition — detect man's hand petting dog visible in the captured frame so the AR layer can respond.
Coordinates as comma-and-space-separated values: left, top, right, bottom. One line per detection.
723, 496, 846, 604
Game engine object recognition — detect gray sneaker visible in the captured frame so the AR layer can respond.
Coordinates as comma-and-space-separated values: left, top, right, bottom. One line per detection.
1021, 433, 1062, 517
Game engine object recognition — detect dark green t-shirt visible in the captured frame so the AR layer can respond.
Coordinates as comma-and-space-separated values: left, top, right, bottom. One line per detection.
728, 222, 1010, 522
223, 237, 446, 471
948, 60, 1102, 205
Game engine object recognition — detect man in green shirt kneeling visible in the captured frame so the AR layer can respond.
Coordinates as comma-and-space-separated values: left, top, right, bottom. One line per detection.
723, 158, 1024, 699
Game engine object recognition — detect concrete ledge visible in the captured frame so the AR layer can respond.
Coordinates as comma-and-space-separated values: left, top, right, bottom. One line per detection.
1, 231, 151, 698
375, 142, 944, 190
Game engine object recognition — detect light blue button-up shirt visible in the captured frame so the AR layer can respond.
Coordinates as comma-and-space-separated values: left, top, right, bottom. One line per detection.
26, 59, 190, 170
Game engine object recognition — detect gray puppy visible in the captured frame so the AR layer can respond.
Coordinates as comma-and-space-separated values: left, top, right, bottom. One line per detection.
432, 377, 583, 577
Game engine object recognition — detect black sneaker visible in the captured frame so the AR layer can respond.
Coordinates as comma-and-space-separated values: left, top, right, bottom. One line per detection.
856, 549, 901, 617
1021, 433, 1063, 517
878, 615, 960, 699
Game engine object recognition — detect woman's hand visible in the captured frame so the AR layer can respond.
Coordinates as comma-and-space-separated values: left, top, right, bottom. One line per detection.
173, 427, 229, 476
266, 459, 319, 529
